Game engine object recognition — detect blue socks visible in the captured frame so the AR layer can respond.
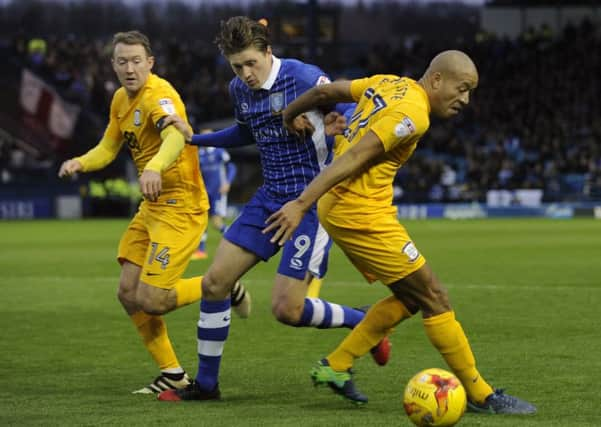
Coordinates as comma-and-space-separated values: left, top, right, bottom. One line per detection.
298, 298, 364, 328
195, 299, 230, 391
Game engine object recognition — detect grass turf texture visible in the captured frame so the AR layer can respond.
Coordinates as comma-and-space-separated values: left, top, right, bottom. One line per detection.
1, 218, 599, 426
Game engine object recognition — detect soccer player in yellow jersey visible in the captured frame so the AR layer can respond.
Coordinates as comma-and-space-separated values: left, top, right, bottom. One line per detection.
58, 30, 250, 395
264, 50, 536, 414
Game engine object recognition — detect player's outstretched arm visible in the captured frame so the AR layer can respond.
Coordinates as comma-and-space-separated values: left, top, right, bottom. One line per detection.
161, 114, 255, 149
58, 159, 83, 178
58, 137, 122, 178
264, 130, 384, 245
283, 80, 353, 137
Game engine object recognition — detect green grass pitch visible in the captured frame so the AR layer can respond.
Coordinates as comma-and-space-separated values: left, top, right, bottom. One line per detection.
1, 218, 599, 426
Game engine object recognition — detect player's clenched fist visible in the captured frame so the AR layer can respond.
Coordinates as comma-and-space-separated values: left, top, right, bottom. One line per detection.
58, 159, 83, 178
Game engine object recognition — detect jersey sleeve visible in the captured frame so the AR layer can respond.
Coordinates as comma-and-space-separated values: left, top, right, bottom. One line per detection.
350, 75, 396, 102
103, 92, 123, 141
294, 61, 331, 92
147, 86, 188, 130
350, 77, 371, 101
370, 108, 428, 152
228, 80, 245, 124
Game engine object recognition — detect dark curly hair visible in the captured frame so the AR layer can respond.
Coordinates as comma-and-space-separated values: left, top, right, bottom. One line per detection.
215, 16, 271, 56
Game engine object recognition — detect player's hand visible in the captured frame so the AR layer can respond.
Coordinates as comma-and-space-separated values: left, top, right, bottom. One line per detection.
263, 200, 305, 246
58, 159, 83, 178
162, 114, 193, 142
324, 111, 347, 136
139, 169, 162, 202
219, 183, 231, 195
283, 113, 315, 140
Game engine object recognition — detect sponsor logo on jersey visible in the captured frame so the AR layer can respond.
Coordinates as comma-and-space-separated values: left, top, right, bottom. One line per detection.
134, 109, 142, 126
270, 92, 284, 114
290, 258, 303, 270
124, 131, 140, 151
402, 241, 420, 262
252, 126, 287, 141
159, 98, 176, 115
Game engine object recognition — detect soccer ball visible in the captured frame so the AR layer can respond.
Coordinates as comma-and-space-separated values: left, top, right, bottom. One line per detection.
403, 368, 467, 427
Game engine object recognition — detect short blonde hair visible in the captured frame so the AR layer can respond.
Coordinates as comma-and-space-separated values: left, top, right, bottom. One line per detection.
112, 30, 153, 58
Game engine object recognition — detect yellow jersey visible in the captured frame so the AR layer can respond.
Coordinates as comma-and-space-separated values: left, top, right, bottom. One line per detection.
104, 73, 208, 212
330, 75, 430, 218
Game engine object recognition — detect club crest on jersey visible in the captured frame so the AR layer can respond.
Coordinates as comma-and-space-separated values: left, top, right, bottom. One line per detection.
240, 102, 249, 112
134, 109, 142, 126
270, 92, 284, 114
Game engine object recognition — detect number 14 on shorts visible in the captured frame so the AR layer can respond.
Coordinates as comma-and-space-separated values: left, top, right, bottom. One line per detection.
148, 242, 171, 269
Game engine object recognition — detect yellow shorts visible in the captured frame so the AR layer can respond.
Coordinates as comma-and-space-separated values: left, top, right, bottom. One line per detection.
318, 194, 425, 285
117, 202, 207, 289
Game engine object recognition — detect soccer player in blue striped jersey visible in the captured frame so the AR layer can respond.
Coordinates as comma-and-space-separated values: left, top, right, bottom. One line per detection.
191, 143, 238, 260
158, 16, 389, 402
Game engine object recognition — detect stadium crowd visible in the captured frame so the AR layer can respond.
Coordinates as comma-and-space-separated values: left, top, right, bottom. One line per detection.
3, 14, 600, 203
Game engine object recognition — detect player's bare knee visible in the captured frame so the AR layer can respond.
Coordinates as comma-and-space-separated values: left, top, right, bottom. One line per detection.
117, 282, 137, 310
202, 272, 232, 299
392, 268, 451, 317
271, 298, 302, 325
434, 286, 450, 306
137, 296, 169, 315
420, 285, 451, 317
135, 283, 174, 315
389, 283, 420, 315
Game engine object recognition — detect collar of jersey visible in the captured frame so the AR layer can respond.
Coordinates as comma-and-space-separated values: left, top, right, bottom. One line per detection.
261, 55, 281, 90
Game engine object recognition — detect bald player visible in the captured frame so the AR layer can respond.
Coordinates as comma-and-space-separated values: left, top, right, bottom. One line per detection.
264, 50, 536, 414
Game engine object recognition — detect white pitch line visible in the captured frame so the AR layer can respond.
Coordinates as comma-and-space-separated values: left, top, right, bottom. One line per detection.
3, 276, 116, 282
4, 277, 599, 291
215, 279, 601, 292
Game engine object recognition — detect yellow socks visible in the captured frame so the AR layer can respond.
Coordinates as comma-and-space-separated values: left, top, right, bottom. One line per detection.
328, 296, 411, 371
423, 311, 494, 404
175, 276, 203, 307
130, 311, 180, 371
306, 277, 322, 298
128, 277, 202, 372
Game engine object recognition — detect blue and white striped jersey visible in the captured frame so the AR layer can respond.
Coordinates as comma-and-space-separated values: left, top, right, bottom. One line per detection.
229, 56, 332, 199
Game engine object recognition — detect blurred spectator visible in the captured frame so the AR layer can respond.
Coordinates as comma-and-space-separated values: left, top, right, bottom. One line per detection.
3, 5, 600, 203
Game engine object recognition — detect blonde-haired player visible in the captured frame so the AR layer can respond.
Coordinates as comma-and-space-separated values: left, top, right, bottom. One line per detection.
58, 30, 250, 395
